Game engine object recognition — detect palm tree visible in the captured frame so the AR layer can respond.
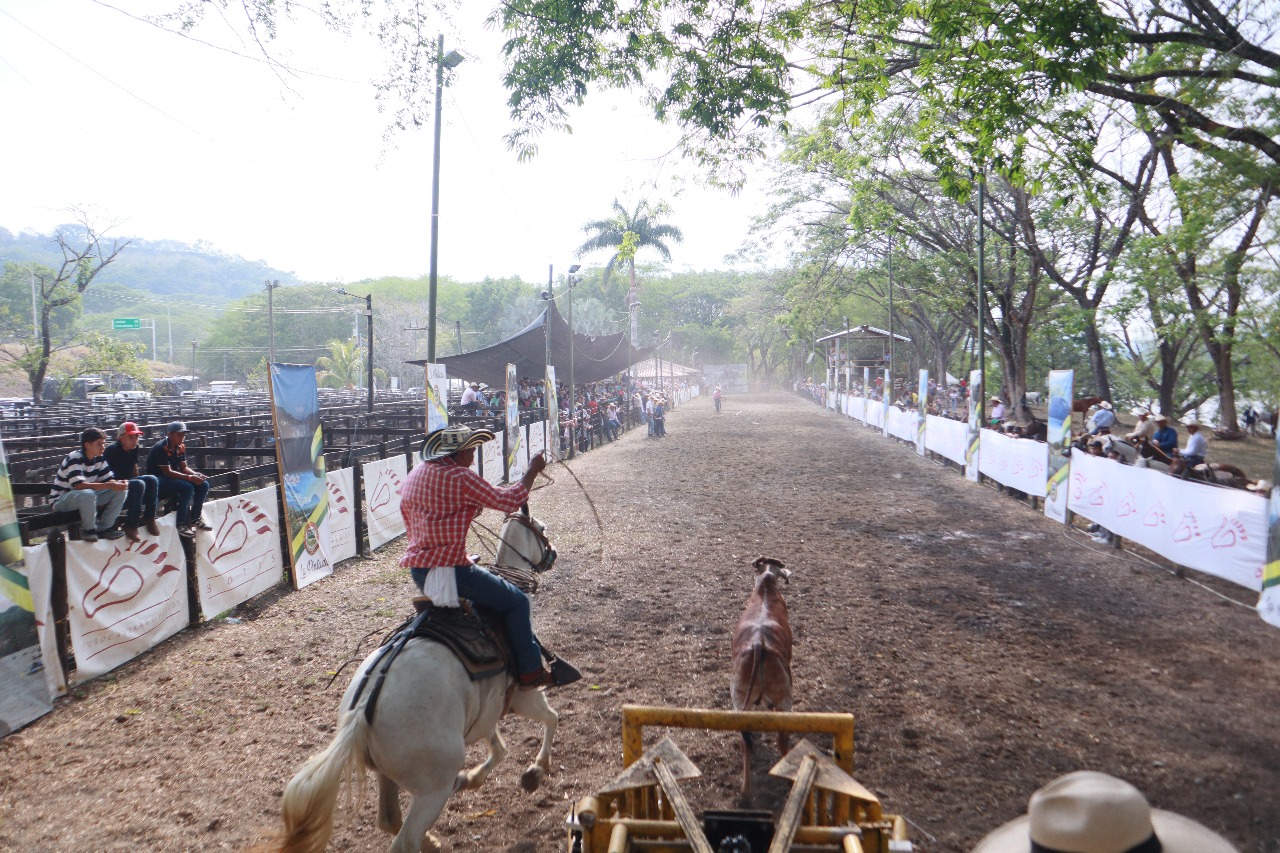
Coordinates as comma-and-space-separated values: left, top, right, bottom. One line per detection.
577, 199, 683, 346
316, 339, 387, 390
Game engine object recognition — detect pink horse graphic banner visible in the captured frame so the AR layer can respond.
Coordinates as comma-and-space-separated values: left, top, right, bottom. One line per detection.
193, 486, 284, 620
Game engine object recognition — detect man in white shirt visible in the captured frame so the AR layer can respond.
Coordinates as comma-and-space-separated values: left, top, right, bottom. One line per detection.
1125, 412, 1155, 442
989, 396, 1006, 424
1180, 420, 1208, 466
459, 383, 480, 413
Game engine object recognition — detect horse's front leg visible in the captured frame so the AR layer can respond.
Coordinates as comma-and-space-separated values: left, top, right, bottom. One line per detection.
509, 689, 558, 792
455, 730, 506, 792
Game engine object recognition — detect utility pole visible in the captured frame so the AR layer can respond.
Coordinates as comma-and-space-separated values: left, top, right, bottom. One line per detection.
190, 341, 198, 391
977, 171, 987, 424
265, 279, 280, 364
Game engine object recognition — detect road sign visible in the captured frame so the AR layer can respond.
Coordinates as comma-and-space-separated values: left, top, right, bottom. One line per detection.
112, 318, 142, 330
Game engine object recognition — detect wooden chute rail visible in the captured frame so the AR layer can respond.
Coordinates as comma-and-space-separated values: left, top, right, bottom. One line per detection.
567, 705, 910, 853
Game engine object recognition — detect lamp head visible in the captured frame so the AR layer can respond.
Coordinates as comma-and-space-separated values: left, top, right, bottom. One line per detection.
441, 50, 464, 69
568, 264, 581, 274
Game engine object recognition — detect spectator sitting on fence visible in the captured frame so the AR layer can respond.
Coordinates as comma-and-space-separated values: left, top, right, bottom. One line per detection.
50, 427, 129, 543
146, 421, 212, 539
1088, 400, 1116, 435
103, 421, 160, 542
972, 770, 1238, 853
1125, 410, 1155, 442
460, 382, 480, 413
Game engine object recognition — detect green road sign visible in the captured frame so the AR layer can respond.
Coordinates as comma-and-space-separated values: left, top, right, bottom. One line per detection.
112, 318, 142, 330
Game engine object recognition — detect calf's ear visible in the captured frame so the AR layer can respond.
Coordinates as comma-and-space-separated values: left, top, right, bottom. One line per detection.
752, 556, 786, 574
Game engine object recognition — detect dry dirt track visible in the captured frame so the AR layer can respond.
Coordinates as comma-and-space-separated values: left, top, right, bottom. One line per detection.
1, 392, 1278, 853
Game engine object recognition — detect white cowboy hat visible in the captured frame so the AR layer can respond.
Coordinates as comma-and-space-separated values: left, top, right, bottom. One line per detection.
419, 425, 495, 461
1184, 419, 1200, 427
1246, 479, 1272, 492
973, 771, 1238, 853
1099, 400, 1113, 410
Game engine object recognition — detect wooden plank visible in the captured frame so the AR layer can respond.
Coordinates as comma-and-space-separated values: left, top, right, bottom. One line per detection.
769, 755, 818, 853
651, 758, 714, 853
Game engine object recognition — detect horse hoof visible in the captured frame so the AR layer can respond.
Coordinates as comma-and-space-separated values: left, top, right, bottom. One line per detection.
520, 765, 545, 792
421, 831, 442, 853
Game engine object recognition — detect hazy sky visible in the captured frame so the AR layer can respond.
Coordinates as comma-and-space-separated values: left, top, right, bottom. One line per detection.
0, 1, 783, 284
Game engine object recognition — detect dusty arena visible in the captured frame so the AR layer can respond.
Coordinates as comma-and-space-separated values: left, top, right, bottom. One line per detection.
1, 392, 1277, 852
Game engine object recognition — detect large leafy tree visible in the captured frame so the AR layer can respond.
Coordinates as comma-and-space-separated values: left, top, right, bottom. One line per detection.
576, 199, 684, 346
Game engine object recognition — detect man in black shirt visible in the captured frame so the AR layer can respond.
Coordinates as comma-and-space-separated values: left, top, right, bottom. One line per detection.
145, 421, 211, 538
103, 421, 160, 543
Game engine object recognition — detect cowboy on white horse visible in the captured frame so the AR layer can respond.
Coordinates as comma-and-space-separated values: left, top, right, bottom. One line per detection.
400, 425, 568, 690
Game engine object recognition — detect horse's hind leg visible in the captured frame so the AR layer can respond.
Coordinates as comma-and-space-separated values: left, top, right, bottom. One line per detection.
455, 730, 507, 792
377, 772, 403, 835
509, 689, 559, 792
391, 786, 452, 853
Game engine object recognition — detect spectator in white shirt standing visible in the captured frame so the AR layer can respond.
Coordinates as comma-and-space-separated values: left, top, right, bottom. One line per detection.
49, 427, 129, 542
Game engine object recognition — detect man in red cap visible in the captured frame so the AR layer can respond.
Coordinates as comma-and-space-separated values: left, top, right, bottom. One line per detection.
103, 422, 161, 542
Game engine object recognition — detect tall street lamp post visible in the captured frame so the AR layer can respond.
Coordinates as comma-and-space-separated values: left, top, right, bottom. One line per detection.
427, 37, 465, 363
264, 279, 281, 364
336, 288, 375, 413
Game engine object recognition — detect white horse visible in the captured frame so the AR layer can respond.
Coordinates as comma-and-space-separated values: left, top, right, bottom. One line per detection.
257, 513, 560, 853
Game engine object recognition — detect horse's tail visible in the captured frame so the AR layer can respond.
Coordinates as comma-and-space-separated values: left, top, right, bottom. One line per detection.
253, 708, 369, 853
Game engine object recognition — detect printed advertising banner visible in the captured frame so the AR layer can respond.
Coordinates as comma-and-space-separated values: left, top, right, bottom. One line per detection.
269, 363, 333, 589
886, 407, 918, 443
22, 544, 64, 697
426, 363, 449, 433
194, 486, 284, 620
1044, 369, 1074, 522
65, 519, 190, 680
979, 431, 1049, 496
505, 364, 525, 481
1256, 438, 1280, 627
481, 436, 503, 485
965, 370, 982, 482
867, 400, 885, 429
916, 370, 928, 455
546, 367, 559, 461
0, 437, 52, 732
925, 415, 969, 466
325, 468, 358, 563
363, 455, 408, 551
1067, 449, 1266, 591
528, 420, 546, 461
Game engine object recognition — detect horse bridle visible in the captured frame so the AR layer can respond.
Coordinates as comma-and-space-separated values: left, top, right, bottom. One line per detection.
500, 508, 557, 574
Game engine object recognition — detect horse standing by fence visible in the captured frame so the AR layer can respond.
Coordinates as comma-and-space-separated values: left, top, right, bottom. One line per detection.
253, 512, 562, 853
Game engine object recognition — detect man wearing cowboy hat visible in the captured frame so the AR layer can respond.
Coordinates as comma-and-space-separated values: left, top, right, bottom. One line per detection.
1124, 411, 1156, 443
399, 425, 567, 690
972, 770, 1238, 852
1178, 419, 1208, 468
989, 396, 1006, 424
1151, 414, 1177, 460
459, 382, 481, 413
1088, 400, 1116, 435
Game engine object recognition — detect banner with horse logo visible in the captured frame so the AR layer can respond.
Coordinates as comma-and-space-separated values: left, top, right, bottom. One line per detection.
194, 486, 284, 620
481, 434, 503, 485
916, 370, 928, 455
0, 437, 53, 733
363, 455, 408, 551
505, 363, 525, 481
269, 363, 333, 589
545, 366, 559, 461
21, 544, 64, 697
1067, 449, 1266, 591
325, 468, 358, 563
1257, 437, 1280, 627
979, 430, 1049, 497
1044, 369, 1074, 522
425, 363, 449, 432
64, 520, 190, 680
965, 370, 982, 482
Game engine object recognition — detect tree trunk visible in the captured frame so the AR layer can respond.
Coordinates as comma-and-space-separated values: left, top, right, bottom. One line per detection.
1081, 320, 1112, 400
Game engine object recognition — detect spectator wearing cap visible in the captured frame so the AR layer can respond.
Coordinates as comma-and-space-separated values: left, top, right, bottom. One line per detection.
1151, 415, 1177, 459
146, 421, 211, 538
103, 421, 160, 542
49, 427, 129, 543
972, 770, 1238, 853
1089, 400, 1117, 435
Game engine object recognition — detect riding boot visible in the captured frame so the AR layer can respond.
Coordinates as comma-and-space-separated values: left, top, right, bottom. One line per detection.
538, 642, 582, 686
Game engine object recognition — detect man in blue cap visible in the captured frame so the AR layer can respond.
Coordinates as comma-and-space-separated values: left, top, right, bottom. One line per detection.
146, 421, 211, 538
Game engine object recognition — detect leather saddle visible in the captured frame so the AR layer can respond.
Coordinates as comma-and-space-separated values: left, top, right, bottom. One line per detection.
407, 596, 512, 681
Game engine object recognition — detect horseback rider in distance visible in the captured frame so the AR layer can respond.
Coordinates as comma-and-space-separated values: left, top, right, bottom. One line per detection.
400, 425, 569, 690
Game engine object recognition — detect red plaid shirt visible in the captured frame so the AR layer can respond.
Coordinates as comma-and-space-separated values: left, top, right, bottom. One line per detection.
399, 457, 529, 568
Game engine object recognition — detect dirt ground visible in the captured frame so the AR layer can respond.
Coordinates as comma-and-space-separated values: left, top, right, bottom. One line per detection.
1, 392, 1278, 853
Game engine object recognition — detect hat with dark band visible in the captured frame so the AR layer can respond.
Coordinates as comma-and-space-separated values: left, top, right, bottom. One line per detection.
420, 425, 495, 462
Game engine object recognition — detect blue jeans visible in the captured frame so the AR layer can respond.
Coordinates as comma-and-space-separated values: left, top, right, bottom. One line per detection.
122, 476, 159, 527
52, 487, 127, 532
156, 477, 209, 525
411, 564, 543, 675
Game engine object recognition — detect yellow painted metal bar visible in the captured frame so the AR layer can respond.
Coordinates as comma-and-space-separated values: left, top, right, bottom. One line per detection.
620, 706, 855, 774
608, 819, 864, 845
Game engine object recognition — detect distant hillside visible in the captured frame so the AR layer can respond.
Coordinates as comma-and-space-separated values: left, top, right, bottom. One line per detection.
0, 227, 299, 300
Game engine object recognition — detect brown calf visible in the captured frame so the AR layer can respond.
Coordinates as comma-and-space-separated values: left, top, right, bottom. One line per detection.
730, 556, 794, 804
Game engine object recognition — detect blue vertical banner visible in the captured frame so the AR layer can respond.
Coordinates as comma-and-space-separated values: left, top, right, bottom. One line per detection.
1257, 436, 1280, 627
916, 369, 928, 455
546, 366, 560, 461
505, 363, 523, 480
1044, 369, 1075, 523
0, 436, 52, 735
965, 369, 983, 482
269, 363, 333, 589
425, 363, 449, 433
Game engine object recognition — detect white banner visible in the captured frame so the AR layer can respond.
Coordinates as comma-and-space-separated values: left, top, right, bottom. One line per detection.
979, 430, 1049, 497
194, 486, 284, 620
65, 517, 190, 680
528, 420, 546, 460
886, 407, 918, 443
1067, 449, 1267, 590
925, 414, 969, 466
850, 396, 866, 424
325, 468, 358, 563
22, 544, 64, 697
867, 401, 885, 430
481, 436, 504, 485
363, 455, 409, 551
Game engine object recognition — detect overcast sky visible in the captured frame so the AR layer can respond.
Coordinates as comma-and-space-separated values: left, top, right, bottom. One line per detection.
0, 1, 785, 284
